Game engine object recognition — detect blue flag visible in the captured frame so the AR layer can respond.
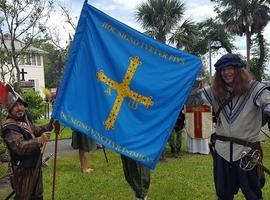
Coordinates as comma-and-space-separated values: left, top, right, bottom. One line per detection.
52, 2, 201, 169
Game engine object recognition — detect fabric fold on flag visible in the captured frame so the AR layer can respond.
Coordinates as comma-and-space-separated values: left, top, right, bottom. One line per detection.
52, 1, 201, 169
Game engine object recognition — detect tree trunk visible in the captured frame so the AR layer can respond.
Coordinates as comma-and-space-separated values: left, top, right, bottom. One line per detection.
246, 29, 251, 70
256, 32, 265, 82
13, 55, 21, 91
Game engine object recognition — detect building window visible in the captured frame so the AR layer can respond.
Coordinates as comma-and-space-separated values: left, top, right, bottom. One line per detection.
26, 53, 31, 65
31, 54, 36, 65
36, 54, 41, 66
18, 54, 25, 65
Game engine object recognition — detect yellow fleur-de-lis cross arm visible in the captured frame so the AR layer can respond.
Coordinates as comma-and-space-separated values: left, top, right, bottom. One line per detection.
97, 56, 154, 130
97, 70, 119, 90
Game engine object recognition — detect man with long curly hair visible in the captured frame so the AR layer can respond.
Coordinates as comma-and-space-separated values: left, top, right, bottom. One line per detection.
202, 53, 270, 200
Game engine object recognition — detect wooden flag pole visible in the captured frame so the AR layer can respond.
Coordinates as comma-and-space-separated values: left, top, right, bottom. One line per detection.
52, 120, 60, 200
26, 139, 48, 200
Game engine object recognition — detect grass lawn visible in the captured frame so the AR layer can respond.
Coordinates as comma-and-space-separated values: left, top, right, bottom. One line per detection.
1, 121, 270, 199
39, 141, 270, 200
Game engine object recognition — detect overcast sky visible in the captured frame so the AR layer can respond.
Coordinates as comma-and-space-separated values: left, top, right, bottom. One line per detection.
49, 0, 270, 72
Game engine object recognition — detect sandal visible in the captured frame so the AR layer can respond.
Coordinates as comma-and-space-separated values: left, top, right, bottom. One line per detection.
82, 168, 94, 173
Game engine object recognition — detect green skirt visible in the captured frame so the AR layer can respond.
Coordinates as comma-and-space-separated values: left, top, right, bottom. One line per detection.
71, 131, 96, 151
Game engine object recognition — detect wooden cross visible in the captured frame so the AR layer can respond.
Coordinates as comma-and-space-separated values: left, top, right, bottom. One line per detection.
97, 56, 153, 130
20, 68, 27, 81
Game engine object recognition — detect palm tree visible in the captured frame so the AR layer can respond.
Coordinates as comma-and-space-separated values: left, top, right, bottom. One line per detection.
170, 18, 235, 56
135, 0, 185, 43
211, 0, 270, 69
168, 18, 199, 52
198, 18, 235, 54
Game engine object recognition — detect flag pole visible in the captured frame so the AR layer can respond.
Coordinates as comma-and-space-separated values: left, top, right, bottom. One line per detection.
52, 120, 60, 200
26, 140, 48, 199
102, 145, 109, 163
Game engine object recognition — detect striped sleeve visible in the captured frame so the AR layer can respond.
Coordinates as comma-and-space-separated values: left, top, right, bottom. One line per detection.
254, 82, 270, 108
201, 87, 213, 106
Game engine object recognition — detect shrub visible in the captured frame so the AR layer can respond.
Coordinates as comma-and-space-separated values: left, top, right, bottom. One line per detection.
0, 138, 6, 154
0, 108, 6, 154
21, 90, 44, 121
0, 109, 5, 122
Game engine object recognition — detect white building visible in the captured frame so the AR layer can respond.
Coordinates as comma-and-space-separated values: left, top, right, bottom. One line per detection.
0, 34, 47, 97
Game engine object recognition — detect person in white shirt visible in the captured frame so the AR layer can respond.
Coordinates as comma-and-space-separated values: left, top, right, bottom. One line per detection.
202, 53, 270, 200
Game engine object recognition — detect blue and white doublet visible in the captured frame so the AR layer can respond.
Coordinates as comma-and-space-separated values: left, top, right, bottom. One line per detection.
202, 80, 270, 162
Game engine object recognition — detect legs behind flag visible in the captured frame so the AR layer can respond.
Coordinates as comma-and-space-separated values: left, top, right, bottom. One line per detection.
71, 131, 96, 173
169, 129, 182, 158
120, 155, 150, 200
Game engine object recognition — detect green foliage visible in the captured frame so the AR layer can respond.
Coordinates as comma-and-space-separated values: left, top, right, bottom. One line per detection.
0, 109, 5, 123
250, 31, 269, 81
136, 1, 235, 57
21, 90, 44, 121
211, 0, 270, 70
42, 43, 68, 88
136, 0, 185, 43
211, 0, 270, 36
196, 18, 235, 55
0, 137, 5, 155
0, 107, 7, 155
169, 19, 200, 54
170, 18, 235, 56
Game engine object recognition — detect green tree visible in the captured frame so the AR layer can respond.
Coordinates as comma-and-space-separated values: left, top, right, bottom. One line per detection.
135, 0, 185, 43
168, 18, 199, 53
174, 18, 235, 56
198, 19, 235, 54
0, 0, 54, 86
21, 90, 44, 121
26, 36, 68, 88
250, 31, 269, 81
42, 43, 67, 88
211, 0, 270, 69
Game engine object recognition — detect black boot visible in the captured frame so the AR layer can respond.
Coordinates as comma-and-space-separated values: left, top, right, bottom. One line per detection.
170, 145, 175, 154
159, 152, 167, 162
174, 147, 181, 158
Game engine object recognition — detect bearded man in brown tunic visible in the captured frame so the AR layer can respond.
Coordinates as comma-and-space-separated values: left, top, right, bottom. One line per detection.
1, 84, 53, 200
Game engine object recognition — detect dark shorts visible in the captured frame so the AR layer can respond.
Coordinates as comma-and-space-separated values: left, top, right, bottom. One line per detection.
213, 153, 263, 200
121, 155, 151, 198
71, 131, 96, 151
